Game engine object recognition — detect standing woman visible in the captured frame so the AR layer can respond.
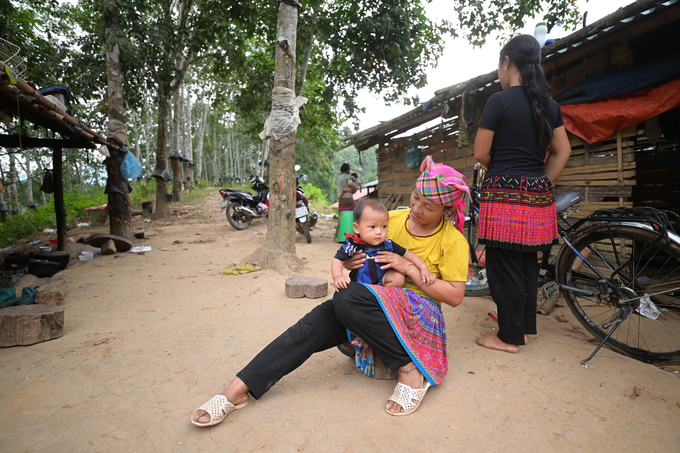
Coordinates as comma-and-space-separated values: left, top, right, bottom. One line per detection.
335, 162, 356, 238
474, 34, 571, 353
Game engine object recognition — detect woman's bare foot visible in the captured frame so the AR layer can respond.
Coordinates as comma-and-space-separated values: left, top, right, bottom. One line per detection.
192, 378, 250, 425
385, 362, 425, 415
475, 331, 520, 353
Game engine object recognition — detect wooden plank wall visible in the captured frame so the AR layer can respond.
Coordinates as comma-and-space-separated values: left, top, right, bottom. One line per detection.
554, 127, 636, 219
377, 113, 473, 208
377, 120, 637, 216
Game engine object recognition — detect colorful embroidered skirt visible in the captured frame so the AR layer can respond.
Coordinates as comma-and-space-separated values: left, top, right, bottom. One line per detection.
478, 175, 558, 252
362, 284, 447, 386
338, 196, 355, 214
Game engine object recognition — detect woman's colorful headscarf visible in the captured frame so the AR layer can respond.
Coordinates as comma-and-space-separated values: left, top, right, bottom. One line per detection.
416, 155, 471, 233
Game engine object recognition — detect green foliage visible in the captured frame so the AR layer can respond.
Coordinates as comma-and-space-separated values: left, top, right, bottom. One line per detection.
450, 0, 581, 46
333, 145, 378, 182
298, 181, 326, 205
3, 0, 582, 226
0, 188, 107, 247
128, 179, 154, 207
194, 178, 212, 189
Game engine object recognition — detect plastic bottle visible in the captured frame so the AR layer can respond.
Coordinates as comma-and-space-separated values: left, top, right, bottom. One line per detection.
544, 20, 564, 46
534, 22, 548, 47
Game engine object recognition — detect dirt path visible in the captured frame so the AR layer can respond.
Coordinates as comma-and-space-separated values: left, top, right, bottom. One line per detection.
1, 188, 679, 452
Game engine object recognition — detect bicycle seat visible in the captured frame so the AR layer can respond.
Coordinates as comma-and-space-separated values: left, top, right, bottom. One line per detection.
555, 192, 582, 213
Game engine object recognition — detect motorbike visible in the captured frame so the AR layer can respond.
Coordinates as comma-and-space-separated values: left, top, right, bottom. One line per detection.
295, 174, 318, 243
219, 175, 269, 230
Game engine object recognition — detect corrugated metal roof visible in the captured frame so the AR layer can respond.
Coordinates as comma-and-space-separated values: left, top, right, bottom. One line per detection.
343, 0, 677, 150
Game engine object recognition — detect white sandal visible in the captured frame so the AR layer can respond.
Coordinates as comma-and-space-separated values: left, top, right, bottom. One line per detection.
385, 381, 431, 416
191, 394, 249, 427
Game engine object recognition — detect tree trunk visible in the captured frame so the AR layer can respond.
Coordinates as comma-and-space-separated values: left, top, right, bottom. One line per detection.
227, 132, 233, 186
172, 156, 183, 202
76, 157, 85, 192
0, 162, 8, 220
246, 2, 301, 273
64, 152, 72, 192
32, 149, 46, 205
260, 138, 269, 180
104, 0, 132, 239
184, 86, 192, 161
24, 150, 33, 205
152, 90, 171, 219
131, 110, 141, 161
195, 101, 207, 181
171, 86, 183, 202
8, 149, 18, 214
143, 96, 152, 178
172, 89, 181, 154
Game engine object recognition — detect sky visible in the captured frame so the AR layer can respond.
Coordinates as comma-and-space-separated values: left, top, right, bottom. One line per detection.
353, 0, 636, 133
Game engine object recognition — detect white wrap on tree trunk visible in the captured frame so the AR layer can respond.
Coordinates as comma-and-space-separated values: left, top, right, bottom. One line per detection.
259, 87, 308, 140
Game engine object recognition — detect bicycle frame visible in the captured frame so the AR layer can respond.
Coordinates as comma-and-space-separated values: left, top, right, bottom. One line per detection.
546, 209, 679, 365
546, 212, 676, 301
466, 164, 485, 266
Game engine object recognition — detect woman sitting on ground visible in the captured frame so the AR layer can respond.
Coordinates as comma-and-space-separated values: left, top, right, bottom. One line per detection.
191, 155, 470, 425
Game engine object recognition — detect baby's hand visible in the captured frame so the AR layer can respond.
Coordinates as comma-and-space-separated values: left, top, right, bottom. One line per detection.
333, 275, 351, 291
421, 268, 437, 285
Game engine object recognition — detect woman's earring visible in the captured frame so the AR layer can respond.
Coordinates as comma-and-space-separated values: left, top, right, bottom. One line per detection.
505, 67, 509, 87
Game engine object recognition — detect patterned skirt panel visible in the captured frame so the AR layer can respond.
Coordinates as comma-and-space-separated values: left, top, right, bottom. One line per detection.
362, 284, 447, 386
478, 175, 558, 252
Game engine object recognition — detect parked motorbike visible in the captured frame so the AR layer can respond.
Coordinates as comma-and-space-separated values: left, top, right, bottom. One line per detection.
295, 174, 318, 243
219, 175, 269, 230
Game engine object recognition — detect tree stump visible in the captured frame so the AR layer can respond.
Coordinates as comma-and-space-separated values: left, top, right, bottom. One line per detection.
35, 279, 68, 307
285, 276, 328, 299
0, 305, 64, 346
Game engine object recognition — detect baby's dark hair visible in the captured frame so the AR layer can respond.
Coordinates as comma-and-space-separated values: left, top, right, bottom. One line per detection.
351, 172, 359, 178
353, 198, 387, 223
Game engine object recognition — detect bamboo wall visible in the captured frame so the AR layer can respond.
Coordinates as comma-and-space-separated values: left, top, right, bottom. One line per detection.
377, 115, 637, 215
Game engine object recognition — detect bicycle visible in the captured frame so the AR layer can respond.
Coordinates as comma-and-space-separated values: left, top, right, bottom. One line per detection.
464, 164, 490, 296
464, 164, 680, 365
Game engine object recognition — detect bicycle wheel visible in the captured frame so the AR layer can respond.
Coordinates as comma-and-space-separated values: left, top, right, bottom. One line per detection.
556, 224, 680, 364
465, 214, 490, 297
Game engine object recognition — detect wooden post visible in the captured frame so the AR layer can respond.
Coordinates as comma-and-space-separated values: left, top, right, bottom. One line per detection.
53, 146, 67, 251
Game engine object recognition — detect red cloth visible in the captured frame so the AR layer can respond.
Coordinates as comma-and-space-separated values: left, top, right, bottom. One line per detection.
560, 78, 680, 144
344, 233, 368, 244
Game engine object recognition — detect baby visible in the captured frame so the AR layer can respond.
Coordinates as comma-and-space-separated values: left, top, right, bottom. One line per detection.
331, 197, 435, 291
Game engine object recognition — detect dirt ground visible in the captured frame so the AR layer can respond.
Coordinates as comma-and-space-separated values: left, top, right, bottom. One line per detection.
1, 187, 679, 452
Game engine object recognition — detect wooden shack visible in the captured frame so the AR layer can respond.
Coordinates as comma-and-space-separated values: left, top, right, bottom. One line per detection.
344, 0, 680, 217
0, 63, 127, 249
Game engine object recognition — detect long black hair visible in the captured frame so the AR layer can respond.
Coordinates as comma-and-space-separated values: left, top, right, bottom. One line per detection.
500, 35, 552, 147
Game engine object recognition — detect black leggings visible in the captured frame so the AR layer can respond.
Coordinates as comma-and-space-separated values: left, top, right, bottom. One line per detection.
485, 246, 538, 345
237, 283, 411, 399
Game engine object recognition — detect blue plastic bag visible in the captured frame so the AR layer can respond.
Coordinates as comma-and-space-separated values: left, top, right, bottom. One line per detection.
121, 148, 143, 180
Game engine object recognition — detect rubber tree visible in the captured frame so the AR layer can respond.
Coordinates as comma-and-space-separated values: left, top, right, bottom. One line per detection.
103, 0, 132, 239
246, 0, 302, 272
